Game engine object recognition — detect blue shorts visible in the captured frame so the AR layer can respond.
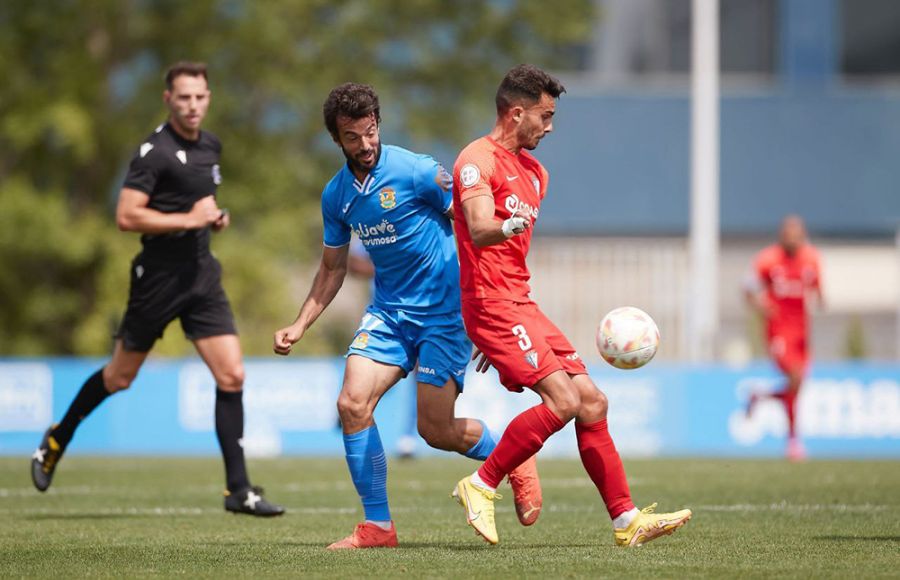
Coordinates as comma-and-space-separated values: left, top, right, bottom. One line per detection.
346, 305, 471, 390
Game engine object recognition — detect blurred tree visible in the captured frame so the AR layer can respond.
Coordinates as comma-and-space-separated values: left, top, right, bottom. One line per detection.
0, 0, 594, 355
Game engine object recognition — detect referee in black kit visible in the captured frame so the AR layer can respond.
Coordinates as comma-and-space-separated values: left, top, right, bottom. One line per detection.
31, 62, 283, 517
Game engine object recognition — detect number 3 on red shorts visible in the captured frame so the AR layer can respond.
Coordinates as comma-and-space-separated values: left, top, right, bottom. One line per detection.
511, 324, 532, 351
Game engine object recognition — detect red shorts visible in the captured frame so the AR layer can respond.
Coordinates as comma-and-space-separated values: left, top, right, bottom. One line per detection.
462, 298, 587, 392
767, 330, 809, 375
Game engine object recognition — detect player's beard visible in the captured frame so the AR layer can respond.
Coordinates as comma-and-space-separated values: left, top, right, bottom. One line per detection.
343, 143, 381, 175
518, 126, 544, 151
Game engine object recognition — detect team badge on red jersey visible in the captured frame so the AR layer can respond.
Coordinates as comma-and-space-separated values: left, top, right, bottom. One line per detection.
379, 188, 396, 210
525, 350, 539, 369
460, 164, 480, 188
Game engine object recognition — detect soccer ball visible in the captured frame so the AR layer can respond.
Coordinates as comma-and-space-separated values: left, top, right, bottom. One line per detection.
596, 306, 660, 370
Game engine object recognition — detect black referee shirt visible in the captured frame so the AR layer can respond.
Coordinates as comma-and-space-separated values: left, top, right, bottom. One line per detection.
123, 122, 222, 260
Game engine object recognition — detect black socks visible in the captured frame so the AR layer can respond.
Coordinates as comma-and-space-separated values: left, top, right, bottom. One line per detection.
52, 368, 110, 449
215, 388, 250, 492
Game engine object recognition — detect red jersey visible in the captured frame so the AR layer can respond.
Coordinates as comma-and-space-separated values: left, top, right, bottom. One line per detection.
452, 136, 549, 302
753, 243, 821, 335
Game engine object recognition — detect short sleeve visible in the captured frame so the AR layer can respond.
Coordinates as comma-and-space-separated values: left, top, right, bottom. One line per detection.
414, 156, 453, 213
322, 187, 351, 248
123, 143, 162, 194
455, 144, 495, 204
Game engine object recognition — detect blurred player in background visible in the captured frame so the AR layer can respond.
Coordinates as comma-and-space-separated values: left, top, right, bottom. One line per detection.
347, 237, 418, 459
273, 83, 539, 550
450, 64, 691, 547
745, 215, 824, 461
30, 62, 283, 516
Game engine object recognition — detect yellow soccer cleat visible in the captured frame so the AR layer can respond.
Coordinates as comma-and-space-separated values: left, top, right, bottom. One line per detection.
614, 503, 692, 547
451, 476, 502, 545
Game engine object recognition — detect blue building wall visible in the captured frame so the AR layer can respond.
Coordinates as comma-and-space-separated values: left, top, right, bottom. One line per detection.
536, 90, 900, 236
529, 0, 899, 237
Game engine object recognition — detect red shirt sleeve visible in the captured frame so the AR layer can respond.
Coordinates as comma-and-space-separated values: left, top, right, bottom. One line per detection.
455, 140, 496, 204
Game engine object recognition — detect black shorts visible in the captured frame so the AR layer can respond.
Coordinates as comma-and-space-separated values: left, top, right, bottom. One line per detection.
115, 253, 237, 352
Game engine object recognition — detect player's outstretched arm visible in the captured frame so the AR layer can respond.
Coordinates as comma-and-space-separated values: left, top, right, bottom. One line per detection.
116, 188, 221, 234
461, 195, 530, 247
273, 245, 349, 356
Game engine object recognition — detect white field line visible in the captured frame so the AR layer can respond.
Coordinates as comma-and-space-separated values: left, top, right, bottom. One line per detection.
0, 502, 891, 518
695, 502, 892, 513
0, 477, 644, 499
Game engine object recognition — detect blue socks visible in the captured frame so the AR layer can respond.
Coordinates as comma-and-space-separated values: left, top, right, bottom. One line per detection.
343, 424, 390, 522
463, 420, 499, 461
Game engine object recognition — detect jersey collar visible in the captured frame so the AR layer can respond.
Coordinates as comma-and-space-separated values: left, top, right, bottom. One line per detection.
347, 144, 388, 194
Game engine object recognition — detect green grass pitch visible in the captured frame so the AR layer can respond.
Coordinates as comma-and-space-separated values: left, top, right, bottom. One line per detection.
1, 456, 898, 578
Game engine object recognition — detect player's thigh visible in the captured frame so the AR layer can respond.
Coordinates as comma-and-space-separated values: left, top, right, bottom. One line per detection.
339, 354, 406, 412
103, 339, 150, 390
530, 369, 582, 420
417, 376, 466, 426
569, 373, 608, 420
193, 334, 244, 390
770, 332, 807, 379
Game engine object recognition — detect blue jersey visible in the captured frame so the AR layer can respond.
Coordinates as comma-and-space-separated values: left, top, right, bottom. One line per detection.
321, 145, 459, 315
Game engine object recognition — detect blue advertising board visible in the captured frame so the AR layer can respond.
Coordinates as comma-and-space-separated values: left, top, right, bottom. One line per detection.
1, 358, 898, 458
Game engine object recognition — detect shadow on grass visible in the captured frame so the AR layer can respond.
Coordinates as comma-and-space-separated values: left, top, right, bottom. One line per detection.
392, 542, 607, 551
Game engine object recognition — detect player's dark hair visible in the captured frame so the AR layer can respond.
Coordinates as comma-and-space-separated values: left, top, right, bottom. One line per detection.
164, 61, 208, 90
495, 64, 566, 115
323, 83, 381, 140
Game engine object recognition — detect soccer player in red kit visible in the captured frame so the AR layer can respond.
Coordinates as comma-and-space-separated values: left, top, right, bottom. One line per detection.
745, 215, 824, 461
449, 64, 691, 547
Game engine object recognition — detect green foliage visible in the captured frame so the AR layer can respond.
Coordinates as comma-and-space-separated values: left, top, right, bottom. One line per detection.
0, 0, 594, 355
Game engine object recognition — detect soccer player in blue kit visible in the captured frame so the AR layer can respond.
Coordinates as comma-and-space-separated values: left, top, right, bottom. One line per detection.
273, 83, 540, 549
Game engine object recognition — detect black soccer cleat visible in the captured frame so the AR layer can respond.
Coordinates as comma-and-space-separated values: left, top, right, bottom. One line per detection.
224, 485, 285, 517
31, 426, 64, 492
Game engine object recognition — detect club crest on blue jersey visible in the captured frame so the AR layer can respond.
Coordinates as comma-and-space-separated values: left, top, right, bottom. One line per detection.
379, 188, 396, 210
351, 332, 369, 349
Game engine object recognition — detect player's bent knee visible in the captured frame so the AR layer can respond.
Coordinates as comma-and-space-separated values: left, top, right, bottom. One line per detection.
584, 389, 609, 416
548, 392, 581, 422
336, 393, 373, 426
103, 373, 134, 393
417, 420, 455, 451
216, 367, 245, 391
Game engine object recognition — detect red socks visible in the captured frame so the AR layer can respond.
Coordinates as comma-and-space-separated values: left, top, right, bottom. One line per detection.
477, 404, 564, 488
476, 407, 636, 521
576, 419, 635, 519
774, 391, 798, 438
